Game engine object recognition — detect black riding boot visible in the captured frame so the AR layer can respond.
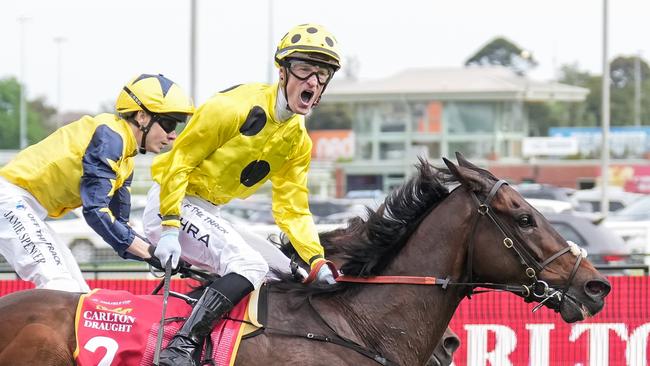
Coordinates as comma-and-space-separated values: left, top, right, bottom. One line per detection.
158, 273, 253, 366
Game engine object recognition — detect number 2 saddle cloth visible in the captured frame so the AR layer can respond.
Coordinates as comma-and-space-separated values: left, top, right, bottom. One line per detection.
74, 287, 266, 366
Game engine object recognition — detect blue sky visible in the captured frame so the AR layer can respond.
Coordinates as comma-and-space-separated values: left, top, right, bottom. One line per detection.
0, 0, 647, 113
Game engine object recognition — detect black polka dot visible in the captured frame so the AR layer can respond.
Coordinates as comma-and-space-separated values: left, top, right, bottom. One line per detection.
325, 37, 334, 47
307, 27, 318, 34
239, 106, 266, 136
240, 160, 271, 187
291, 34, 301, 43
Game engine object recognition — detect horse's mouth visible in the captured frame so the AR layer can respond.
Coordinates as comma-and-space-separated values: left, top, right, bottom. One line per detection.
529, 288, 597, 323
558, 293, 597, 323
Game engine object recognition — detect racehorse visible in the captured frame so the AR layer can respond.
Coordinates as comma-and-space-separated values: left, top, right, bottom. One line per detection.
0, 154, 610, 365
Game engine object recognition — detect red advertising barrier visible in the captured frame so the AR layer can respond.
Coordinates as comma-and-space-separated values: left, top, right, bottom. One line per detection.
0, 276, 647, 365
448, 276, 649, 365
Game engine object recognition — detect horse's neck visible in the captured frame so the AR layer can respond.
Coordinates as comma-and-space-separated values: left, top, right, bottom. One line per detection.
328, 191, 473, 365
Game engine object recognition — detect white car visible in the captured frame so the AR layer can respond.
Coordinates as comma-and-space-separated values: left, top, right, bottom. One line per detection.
572, 187, 643, 213
603, 195, 650, 265
525, 198, 573, 214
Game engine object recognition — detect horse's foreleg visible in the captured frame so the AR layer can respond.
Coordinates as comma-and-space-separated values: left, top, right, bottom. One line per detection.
0, 323, 73, 366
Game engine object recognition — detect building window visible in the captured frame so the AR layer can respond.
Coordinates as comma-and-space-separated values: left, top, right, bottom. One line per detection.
380, 142, 405, 160
445, 102, 496, 134
358, 140, 373, 160
355, 108, 374, 135
448, 140, 495, 160
347, 175, 383, 191
411, 142, 440, 159
411, 101, 442, 134
377, 103, 408, 133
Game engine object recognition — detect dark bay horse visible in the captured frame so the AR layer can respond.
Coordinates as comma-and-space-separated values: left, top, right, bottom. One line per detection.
0, 154, 610, 365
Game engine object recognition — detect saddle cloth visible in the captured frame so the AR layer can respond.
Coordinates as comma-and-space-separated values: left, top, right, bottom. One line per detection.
74, 288, 264, 366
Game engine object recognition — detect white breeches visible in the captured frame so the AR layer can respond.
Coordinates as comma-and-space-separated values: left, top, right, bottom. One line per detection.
0, 178, 90, 292
143, 184, 294, 289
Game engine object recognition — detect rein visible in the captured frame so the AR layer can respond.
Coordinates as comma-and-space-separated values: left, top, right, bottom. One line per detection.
335, 179, 586, 312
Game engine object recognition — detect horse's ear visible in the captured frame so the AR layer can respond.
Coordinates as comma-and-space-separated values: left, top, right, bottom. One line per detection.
455, 151, 482, 171
454, 151, 500, 181
443, 156, 483, 192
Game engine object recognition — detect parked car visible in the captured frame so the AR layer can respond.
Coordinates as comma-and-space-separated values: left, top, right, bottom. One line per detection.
525, 198, 574, 214
514, 183, 575, 202
544, 213, 632, 272
603, 196, 650, 262
572, 187, 643, 213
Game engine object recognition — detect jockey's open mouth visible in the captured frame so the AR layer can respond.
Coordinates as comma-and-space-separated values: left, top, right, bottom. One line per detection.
300, 89, 315, 104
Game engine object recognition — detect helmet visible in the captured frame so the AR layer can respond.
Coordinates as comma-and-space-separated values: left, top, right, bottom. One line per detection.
274, 24, 341, 70
115, 74, 195, 115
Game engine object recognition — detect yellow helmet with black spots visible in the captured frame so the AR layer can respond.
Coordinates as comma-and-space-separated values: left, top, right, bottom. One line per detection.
115, 74, 195, 115
275, 24, 341, 70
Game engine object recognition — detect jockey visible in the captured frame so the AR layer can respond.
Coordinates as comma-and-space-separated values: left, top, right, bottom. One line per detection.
146, 23, 342, 365
0, 74, 194, 292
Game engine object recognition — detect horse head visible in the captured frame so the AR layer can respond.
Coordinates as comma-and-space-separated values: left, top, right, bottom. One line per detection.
444, 152, 610, 322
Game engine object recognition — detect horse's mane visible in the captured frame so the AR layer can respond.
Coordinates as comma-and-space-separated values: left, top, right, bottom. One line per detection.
330, 159, 453, 275
272, 159, 456, 294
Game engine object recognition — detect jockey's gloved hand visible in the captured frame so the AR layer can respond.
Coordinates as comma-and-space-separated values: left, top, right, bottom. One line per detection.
303, 259, 339, 285
145, 247, 190, 275
155, 228, 182, 269
316, 265, 337, 285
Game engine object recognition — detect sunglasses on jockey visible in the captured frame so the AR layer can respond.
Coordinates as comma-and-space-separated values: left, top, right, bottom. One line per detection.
285, 59, 334, 85
152, 113, 189, 133
122, 86, 189, 134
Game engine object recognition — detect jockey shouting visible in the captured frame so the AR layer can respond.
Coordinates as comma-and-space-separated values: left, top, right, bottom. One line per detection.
0, 74, 194, 292
145, 23, 342, 365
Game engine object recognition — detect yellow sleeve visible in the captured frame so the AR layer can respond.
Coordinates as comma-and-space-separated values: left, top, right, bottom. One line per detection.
270, 136, 324, 267
158, 98, 238, 226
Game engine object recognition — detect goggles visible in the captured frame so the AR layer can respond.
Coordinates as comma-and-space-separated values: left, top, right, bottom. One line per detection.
154, 116, 177, 133
286, 59, 334, 85
154, 113, 189, 133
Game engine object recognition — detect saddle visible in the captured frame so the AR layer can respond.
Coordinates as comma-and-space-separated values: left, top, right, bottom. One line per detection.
74, 286, 269, 366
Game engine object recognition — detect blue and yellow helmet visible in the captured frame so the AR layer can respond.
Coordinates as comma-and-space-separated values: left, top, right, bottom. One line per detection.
115, 74, 195, 115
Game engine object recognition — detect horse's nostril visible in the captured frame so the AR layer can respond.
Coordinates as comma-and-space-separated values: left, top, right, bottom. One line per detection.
585, 279, 611, 298
443, 336, 461, 354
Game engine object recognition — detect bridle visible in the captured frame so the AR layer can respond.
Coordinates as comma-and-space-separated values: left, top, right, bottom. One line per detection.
337, 179, 586, 312
463, 179, 585, 311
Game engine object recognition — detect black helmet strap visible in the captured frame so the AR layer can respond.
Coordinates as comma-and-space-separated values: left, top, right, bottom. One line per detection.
123, 86, 157, 154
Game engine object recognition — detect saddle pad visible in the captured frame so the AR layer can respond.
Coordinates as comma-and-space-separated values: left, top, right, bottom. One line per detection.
74, 288, 250, 366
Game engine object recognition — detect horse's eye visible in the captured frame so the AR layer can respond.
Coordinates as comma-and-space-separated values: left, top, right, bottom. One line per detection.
517, 215, 533, 227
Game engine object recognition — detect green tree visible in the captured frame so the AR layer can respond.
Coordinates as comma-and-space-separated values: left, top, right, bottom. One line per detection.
555, 57, 650, 127
0, 77, 54, 149
557, 63, 601, 126
465, 37, 538, 75
609, 56, 650, 125
610, 56, 649, 88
